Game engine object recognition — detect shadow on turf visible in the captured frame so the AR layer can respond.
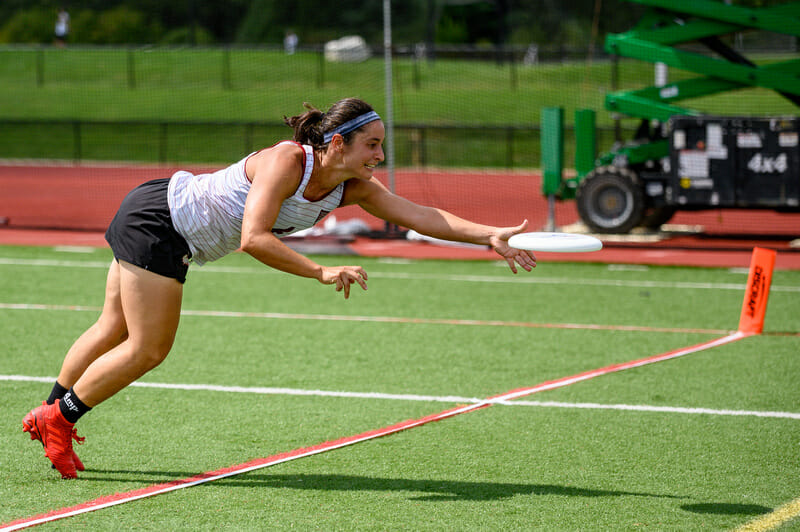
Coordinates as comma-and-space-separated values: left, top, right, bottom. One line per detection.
199, 473, 684, 502
76, 471, 773, 513
681, 503, 772, 516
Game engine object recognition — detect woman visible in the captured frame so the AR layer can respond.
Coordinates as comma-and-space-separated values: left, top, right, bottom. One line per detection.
22, 97, 536, 479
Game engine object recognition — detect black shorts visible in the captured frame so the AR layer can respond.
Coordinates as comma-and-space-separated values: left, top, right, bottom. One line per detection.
105, 178, 191, 283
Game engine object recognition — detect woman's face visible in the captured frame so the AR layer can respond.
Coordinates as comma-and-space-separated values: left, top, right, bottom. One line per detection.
343, 120, 385, 179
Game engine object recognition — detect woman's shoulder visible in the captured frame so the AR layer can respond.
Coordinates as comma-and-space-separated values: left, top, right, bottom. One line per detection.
253, 140, 306, 163
245, 141, 307, 182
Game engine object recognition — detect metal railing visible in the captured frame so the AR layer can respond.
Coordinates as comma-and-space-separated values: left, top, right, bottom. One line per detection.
0, 118, 630, 169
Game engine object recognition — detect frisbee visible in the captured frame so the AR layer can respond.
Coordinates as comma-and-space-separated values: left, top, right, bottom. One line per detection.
508, 232, 603, 252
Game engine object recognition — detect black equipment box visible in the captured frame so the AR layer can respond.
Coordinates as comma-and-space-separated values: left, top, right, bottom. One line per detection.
668, 116, 799, 209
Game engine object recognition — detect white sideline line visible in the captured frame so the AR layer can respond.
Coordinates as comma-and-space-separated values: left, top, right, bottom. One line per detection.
502, 400, 800, 420
3, 374, 798, 420
0, 303, 733, 334
2, 256, 799, 292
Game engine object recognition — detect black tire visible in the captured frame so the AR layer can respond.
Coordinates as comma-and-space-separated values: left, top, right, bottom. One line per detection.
576, 166, 645, 234
639, 206, 677, 230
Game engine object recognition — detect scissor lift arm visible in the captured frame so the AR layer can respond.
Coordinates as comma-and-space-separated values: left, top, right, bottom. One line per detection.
605, 0, 800, 123
570, 0, 800, 233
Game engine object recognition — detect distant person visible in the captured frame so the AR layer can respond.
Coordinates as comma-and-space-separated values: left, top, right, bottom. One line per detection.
523, 44, 539, 66
54, 7, 70, 48
21, 97, 536, 479
284, 30, 298, 54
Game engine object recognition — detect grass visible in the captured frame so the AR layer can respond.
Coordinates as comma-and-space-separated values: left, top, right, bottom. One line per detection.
1, 244, 800, 529
0, 46, 796, 166
0, 48, 794, 123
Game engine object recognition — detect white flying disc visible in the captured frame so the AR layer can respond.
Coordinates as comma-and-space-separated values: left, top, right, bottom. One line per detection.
507, 232, 603, 252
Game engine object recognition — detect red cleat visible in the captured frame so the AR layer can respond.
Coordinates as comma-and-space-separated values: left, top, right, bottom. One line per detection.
23, 401, 86, 472
23, 400, 85, 479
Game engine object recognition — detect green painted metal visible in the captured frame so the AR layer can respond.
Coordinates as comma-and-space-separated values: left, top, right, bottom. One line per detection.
564, 0, 799, 200
606, 36, 800, 96
627, 0, 800, 37
574, 109, 597, 179
540, 107, 564, 196
612, 139, 670, 166
603, 0, 800, 123
605, 92, 698, 122
624, 19, 742, 46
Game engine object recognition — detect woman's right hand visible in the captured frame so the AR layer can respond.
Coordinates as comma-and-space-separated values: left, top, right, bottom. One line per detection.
319, 265, 368, 299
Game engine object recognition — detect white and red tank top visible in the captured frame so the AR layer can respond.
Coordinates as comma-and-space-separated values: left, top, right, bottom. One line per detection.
168, 142, 344, 266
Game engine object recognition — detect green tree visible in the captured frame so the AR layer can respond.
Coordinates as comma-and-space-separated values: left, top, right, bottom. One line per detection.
0, 8, 56, 43
95, 6, 163, 44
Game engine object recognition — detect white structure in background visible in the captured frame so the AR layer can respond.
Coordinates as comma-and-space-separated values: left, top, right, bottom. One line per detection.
325, 36, 371, 62
523, 44, 539, 65
655, 62, 668, 87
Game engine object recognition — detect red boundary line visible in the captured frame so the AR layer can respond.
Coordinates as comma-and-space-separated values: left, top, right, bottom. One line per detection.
2, 331, 749, 531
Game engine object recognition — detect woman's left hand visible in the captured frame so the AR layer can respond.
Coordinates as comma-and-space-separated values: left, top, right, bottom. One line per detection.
489, 219, 537, 274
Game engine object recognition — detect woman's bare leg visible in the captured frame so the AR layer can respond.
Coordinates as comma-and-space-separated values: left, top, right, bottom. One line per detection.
72, 260, 183, 407
23, 260, 183, 478
56, 260, 128, 388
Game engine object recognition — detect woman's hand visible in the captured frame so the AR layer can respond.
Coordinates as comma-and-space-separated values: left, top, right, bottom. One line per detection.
319, 265, 369, 299
488, 219, 537, 274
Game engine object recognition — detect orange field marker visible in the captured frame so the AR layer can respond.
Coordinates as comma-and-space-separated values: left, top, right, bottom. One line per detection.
738, 247, 777, 334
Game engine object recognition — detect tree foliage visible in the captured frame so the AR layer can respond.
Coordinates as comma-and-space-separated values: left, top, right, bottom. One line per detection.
0, 0, 792, 47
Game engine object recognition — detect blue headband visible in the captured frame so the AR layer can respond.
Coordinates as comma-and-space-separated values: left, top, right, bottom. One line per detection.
323, 111, 381, 144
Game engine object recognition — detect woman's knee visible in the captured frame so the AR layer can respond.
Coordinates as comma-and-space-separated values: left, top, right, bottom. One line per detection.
95, 313, 128, 344
131, 338, 175, 372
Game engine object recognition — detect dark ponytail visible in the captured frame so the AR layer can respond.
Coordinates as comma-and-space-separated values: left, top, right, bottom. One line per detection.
283, 103, 325, 148
283, 98, 376, 150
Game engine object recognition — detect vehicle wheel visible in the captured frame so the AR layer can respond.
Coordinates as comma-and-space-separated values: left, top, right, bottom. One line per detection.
576, 166, 645, 234
639, 206, 677, 230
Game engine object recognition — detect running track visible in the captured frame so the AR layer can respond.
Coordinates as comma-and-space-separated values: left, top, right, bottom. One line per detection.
1, 162, 798, 269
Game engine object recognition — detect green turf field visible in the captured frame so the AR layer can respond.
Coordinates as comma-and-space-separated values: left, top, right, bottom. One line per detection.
2, 245, 799, 530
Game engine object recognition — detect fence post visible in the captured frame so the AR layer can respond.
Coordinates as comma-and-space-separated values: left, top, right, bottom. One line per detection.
316, 47, 325, 89
158, 123, 167, 162
127, 48, 136, 89
509, 50, 517, 90
419, 127, 427, 166
222, 47, 232, 90
244, 123, 253, 153
36, 47, 45, 87
413, 55, 421, 90
72, 121, 82, 162
506, 127, 515, 168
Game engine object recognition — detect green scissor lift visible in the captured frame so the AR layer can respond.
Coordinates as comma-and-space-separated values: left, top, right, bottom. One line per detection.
554, 0, 800, 233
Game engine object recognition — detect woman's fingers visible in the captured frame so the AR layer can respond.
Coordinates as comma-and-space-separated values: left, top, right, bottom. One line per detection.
330, 267, 368, 299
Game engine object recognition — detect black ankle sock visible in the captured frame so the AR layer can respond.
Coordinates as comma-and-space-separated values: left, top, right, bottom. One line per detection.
47, 381, 69, 405
59, 388, 92, 424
